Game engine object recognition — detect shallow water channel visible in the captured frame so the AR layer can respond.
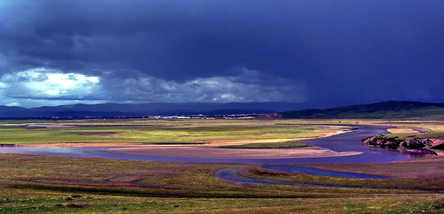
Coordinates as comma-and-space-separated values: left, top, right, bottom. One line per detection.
0, 125, 420, 186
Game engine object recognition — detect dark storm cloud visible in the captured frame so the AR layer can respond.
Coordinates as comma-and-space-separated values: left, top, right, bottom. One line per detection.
1, 0, 444, 107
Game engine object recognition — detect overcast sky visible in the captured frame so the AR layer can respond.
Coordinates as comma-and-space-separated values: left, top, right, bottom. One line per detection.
1, 1, 443, 107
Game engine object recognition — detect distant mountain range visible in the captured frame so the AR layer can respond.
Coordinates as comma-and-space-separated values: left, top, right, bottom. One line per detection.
2, 101, 444, 119
281, 101, 444, 119
0, 102, 304, 119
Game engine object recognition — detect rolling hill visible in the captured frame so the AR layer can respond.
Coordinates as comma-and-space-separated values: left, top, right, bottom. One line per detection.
281, 101, 444, 119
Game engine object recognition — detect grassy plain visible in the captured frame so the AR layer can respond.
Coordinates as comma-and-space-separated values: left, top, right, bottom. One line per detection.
0, 120, 341, 145
0, 154, 443, 214
1, 119, 444, 213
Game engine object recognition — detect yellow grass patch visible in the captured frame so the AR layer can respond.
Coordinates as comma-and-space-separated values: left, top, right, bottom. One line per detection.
387, 128, 420, 134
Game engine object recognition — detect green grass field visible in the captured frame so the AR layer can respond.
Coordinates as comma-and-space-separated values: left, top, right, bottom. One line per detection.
0, 120, 337, 145
383, 132, 444, 140
0, 154, 443, 214
1, 119, 444, 213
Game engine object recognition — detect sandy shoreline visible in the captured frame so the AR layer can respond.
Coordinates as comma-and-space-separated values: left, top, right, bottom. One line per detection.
105, 145, 362, 159
10, 141, 362, 159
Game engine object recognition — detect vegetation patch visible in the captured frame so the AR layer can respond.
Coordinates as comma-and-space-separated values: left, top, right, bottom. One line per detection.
75, 132, 119, 136
0, 121, 331, 144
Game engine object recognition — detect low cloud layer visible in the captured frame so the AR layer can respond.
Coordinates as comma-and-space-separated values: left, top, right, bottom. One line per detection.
0, 67, 304, 107
0, 68, 103, 106
1, 1, 444, 107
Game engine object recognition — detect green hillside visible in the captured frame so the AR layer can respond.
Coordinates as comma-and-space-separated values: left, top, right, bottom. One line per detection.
282, 101, 444, 119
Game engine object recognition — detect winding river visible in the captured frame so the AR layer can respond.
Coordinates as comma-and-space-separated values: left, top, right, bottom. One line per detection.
0, 125, 418, 186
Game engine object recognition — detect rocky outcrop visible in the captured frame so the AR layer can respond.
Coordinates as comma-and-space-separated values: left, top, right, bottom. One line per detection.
362, 135, 438, 155
430, 139, 444, 150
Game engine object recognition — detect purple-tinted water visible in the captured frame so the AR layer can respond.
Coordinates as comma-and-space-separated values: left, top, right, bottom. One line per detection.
0, 125, 413, 164
0, 125, 418, 182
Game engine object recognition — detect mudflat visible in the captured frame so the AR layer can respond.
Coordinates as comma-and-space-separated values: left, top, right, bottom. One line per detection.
107, 145, 362, 159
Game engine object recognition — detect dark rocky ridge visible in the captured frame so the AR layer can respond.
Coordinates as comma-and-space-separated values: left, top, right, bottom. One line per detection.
362, 135, 438, 155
